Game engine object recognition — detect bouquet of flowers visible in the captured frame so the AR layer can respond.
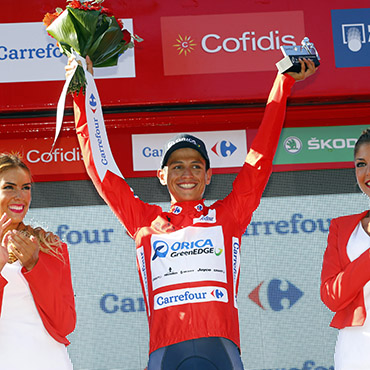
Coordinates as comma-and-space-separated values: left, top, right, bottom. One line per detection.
43, 0, 142, 94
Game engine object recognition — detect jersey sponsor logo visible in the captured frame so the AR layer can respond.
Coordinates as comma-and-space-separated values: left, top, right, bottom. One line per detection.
152, 240, 169, 260
331, 8, 370, 68
172, 205, 182, 215
232, 237, 241, 308
151, 226, 227, 290
193, 209, 216, 224
154, 286, 228, 310
152, 237, 220, 260
195, 204, 203, 212
137, 246, 151, 316
249, 279, 303, 311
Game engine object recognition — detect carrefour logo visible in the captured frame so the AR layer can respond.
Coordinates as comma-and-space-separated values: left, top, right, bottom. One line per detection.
141, 139, 238, 160
152, 238, 223, 260
331, 8, 370, 68
211, 289, 224, 299
0, 21, 135, 83
211, 140, 237, 157
89, 93, 97, 113
154, 286, 228, 310
249, 279, 303, 311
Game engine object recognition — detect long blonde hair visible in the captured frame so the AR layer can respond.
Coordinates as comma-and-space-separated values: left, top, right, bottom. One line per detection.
0, 153, 64, 260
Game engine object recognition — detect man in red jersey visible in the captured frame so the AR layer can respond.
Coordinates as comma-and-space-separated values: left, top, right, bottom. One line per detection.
69, 56, 317, 370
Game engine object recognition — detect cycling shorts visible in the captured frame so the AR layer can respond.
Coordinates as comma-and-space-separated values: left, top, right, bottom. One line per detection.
147, 337, 244, 370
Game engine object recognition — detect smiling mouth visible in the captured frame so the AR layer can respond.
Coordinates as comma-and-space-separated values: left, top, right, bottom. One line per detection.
178, 183, 196, 189
9, 205, 24, 214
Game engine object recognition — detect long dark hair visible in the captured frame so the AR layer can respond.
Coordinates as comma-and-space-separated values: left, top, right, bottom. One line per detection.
355, 129, 370, 157
0, 153, 31, 178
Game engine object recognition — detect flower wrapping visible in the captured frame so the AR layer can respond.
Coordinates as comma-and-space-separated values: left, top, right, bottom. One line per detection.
44, 0, 141, 94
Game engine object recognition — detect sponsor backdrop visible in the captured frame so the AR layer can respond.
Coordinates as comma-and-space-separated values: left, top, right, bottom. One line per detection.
23, 190, 366, 370
1, 1, 370, 111
0, 124, 364, 182
331, 8, 370, 68
0, 20, 136, 83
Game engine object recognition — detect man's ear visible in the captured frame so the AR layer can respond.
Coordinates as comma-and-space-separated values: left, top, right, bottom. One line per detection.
157, 168, 167, 185
206, 168, 212, 185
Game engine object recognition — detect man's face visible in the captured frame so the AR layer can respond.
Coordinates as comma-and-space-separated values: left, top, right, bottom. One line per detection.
157, 147, 212, 203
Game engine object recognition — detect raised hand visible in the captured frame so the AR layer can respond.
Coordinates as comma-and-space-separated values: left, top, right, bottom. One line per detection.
0, 213, 13, 271
6, 230, 40, 271
286, 58, 318, 81
65, 55, 94, 79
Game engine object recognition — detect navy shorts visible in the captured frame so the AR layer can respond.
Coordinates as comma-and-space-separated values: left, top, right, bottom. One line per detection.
147, 337, 244, 370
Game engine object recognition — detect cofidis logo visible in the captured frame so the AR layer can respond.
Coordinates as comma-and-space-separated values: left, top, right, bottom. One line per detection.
331, 8, 370, 68
161, 11, 305, 76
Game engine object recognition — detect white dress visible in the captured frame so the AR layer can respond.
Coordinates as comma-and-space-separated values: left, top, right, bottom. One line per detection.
335, 222, 370, 370
0, 260, 73, 370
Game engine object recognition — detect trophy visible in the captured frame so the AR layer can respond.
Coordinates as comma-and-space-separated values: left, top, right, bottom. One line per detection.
276, 37, 320, 73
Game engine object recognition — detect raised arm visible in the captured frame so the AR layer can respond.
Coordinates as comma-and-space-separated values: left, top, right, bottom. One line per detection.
227, 59, 317, 228
69, 57, 161, 238
321, 218, 370, 313
22, 242, 76, 344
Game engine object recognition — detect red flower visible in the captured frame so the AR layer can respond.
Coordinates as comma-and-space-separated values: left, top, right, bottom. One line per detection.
43, 11, 61, 27
117, 19, 124, 30
90, 5, 102, 11
68, 0, 82, 9
101, 7, 113, 17
122, 29, 131, 44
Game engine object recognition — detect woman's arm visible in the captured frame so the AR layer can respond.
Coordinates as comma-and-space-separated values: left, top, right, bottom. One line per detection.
321, 219, 370, 312
22, 243, 76, 343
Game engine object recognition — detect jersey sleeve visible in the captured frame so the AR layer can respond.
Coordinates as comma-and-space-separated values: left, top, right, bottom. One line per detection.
321, 219, 370, 313
73, 93, 161, 238
223, 73, 295, 229
22, 243, 76, 344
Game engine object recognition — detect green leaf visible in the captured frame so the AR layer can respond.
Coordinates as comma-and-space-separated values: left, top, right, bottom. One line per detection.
66, 7, 100, 55
47, 9, 81, 53
90, 27, 124, 66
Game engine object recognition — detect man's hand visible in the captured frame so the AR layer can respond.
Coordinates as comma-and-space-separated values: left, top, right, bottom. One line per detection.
85, 55, 93, 75
65, 55, 94, 79
286, 58, 318, 81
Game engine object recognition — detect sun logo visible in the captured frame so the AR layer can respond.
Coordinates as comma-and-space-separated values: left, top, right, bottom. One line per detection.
173, 35, 196, 56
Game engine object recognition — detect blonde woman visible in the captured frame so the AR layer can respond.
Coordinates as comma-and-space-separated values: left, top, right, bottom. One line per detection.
0, 153, 76, 369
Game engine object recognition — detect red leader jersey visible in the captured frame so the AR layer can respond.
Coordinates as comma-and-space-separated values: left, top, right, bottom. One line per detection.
74, 73, 295, 354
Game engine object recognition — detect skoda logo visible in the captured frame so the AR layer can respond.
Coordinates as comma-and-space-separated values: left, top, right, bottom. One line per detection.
283, 136, 302, 154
